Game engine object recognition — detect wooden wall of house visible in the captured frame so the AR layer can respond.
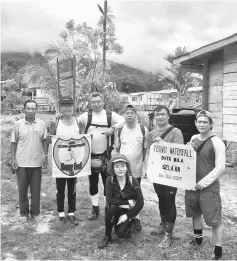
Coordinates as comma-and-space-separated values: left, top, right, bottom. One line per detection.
208, 51, 223, 138
223, 44, 237, 142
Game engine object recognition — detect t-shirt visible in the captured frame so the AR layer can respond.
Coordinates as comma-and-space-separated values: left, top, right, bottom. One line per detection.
115, 124, 148, 178
190, 134, 225, 192
77, 109, 124, 154
11, 117, 47, 167
147, 125, 184, 146
56, 118, 80, 136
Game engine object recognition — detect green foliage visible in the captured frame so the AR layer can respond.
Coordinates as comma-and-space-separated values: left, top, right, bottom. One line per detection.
160, 47, 203, 94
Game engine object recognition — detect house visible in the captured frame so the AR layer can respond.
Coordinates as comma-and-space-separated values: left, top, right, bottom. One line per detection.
172, 33, 237, 142
129, 89, 179, 111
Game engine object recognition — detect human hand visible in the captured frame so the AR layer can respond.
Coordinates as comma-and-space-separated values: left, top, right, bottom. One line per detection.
42, 156, 48, 169
153, 137, 162, 143
117, 214, 128, 225
12, 158, 18, 171
105, 127, 114, 137
128, 200, 135, 208
195, 182, 205, 190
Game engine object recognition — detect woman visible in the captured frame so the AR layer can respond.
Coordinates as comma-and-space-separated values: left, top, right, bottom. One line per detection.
49, 96, 82, 226
98, 154, 144, 249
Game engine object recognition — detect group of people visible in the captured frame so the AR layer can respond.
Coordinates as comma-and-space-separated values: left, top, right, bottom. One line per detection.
11, 92, 226, 260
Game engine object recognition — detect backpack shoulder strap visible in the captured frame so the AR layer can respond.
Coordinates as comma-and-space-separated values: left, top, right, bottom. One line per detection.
117, 126, 124, 152
85, 109, 93, 134
106, 109, 112, 128
160, 125, 175, 140
196, 135, 215, 155
75, 118, 82, 134
140, 124, 145, 149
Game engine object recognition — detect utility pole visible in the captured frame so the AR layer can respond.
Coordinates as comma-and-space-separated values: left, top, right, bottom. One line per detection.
103, 0, 107, 75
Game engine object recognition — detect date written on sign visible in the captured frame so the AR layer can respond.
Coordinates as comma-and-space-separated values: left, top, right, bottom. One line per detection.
147, 141, 196, 190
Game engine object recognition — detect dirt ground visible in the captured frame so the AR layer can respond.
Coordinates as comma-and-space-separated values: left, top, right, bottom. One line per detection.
1, 113, 237, 260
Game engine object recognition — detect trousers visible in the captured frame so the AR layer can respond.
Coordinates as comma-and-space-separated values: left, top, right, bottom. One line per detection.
153, 183, 177, 223
105, 205, 135, 238
56, 178, 77, 213
17, 167, 42, 217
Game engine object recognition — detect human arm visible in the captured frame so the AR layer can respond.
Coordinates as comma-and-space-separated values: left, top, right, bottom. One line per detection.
11, 123, 19, 170
106, 176, 130, 206
42, 122, 48, 168
195, 137, 226, 190
105, 112, 125, 136
126, 178, 144, 220
173, 128, 184, 145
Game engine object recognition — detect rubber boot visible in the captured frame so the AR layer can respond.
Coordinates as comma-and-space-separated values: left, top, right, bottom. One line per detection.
158, 222, 174, 248
151, 215, 167, 236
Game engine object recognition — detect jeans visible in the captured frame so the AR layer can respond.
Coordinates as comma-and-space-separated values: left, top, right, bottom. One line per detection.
56, 178, 77, 213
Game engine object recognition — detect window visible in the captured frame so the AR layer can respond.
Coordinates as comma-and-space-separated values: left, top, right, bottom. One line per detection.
132, 97, 137, 101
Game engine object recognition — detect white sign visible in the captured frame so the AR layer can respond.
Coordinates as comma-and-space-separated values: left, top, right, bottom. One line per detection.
52, 135, 91, 178
147, 141, 196, 190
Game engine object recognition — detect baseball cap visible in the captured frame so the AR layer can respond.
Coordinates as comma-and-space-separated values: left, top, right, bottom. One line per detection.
124, 104, 136, 112
196, 110, 213, 120
60, 96, 74, 105
112, 154, 128, 163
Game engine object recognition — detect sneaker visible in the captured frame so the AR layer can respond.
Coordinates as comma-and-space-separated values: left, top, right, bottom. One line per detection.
212, 256, 221, 260
98, 236, 111, 249
183, 238, 200, 249
158, 232, 172, 248
19, 216, 29, 223
32, 215, 42, 223
67, 215, 79, 225
59, 216, 66, 224
88, 206, 100, 220
151, 222, 166, 236
134, 218, 142, 231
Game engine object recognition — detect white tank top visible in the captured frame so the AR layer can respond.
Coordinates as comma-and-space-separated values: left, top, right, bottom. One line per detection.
56, 118, 79, 136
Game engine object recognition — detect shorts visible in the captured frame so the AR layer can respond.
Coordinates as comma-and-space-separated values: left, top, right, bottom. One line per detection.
185, 189, 222, 228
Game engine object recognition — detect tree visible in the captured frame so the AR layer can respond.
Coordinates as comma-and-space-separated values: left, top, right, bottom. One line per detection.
159, 47, 202, 95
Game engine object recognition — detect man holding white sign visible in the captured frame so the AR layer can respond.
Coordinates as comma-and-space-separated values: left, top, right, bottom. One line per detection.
147, 105, 184, 248
183, 110, 225, 260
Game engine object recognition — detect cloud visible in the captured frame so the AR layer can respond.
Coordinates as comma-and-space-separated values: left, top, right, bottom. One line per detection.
1, 0, 237, 72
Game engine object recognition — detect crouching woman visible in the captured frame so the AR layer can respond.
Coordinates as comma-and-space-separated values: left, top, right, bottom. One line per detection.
98, 154, 144, 249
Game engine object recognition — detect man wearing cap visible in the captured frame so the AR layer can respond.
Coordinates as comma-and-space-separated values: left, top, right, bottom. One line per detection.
11, 99, 48, 223
77, 92, 125, 220
183, 110, 225, 260
114, 104, 148, 231
48, 96, 82, 226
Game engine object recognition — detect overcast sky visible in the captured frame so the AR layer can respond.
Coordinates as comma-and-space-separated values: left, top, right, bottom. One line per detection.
1, 0, 237, 72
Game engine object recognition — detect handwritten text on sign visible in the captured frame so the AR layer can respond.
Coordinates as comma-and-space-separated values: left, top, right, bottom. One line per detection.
147, 141, 196, 190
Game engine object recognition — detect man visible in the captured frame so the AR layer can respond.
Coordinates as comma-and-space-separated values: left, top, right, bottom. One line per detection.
11, 100, 48, 223
48, 97, 82, 226
114, 104, 148, 231
184, 110, 225, 260
77, 92, 125, 220
147, 105, 184, 248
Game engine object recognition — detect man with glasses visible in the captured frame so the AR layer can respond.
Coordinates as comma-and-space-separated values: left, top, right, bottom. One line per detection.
77, 92, 124, 220
11, 100, 48, 223
183, 110, 225, 260
147, 105, 184, 248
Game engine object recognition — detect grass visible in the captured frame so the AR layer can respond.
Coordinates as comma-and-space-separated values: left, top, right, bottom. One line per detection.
1, 116, 237, 260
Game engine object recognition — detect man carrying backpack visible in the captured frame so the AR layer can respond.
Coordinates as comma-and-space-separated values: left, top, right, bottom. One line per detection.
147, 105, 184, 248
77, 92, 125, 220
114, 104, 148, 231
183, 110, 225, 260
